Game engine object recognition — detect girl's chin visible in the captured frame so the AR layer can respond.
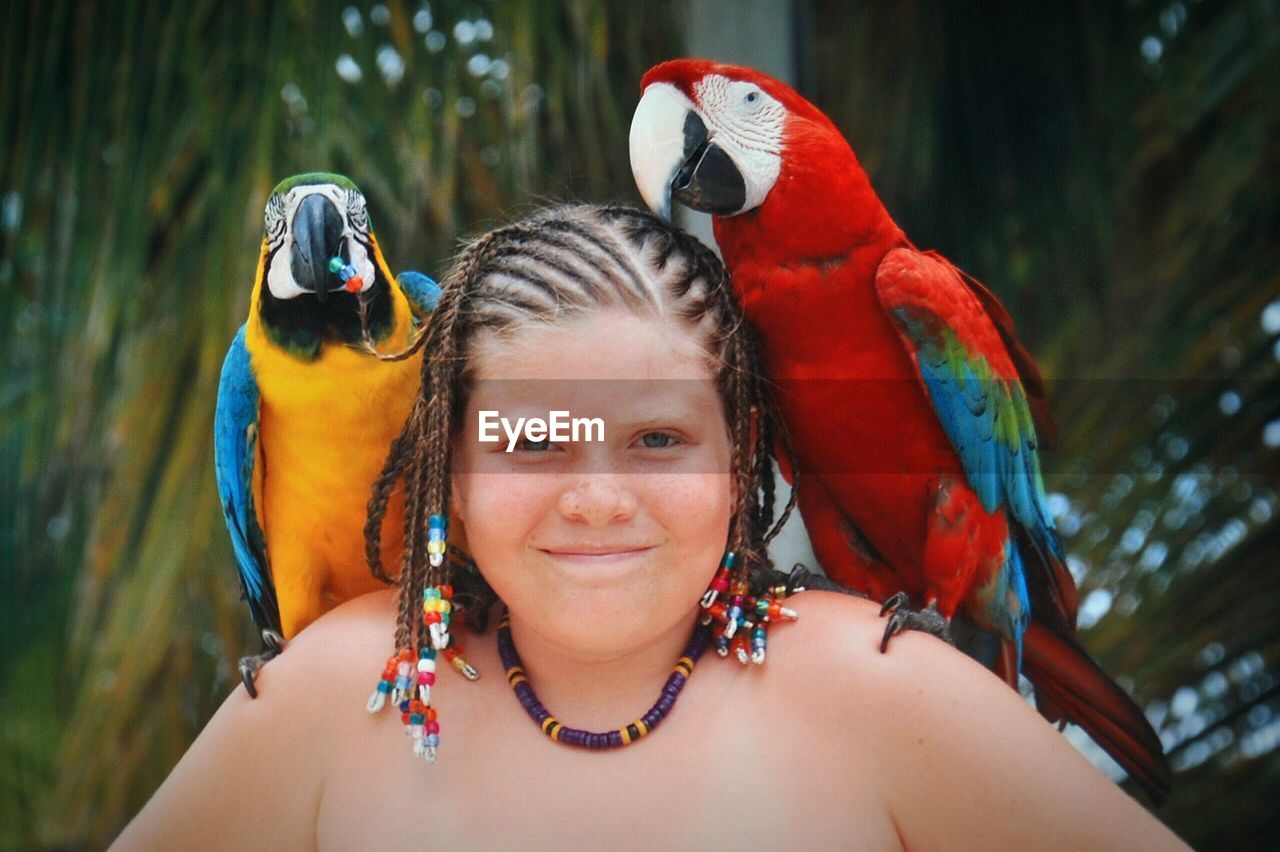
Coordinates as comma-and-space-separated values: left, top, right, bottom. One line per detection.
507, 582, 701, 650
522, 605, 697, 659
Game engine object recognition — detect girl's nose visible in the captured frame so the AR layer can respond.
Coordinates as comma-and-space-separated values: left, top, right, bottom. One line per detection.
558, 477, 638, 526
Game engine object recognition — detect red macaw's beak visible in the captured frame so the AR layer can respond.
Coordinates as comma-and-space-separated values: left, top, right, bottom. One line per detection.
629, 82, 746, 221
290, 192, 347, 304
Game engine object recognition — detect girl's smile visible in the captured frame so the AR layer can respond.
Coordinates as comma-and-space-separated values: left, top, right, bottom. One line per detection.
535, 544, 661, 588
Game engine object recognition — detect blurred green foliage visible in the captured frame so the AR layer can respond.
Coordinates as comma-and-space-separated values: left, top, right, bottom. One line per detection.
1, 0, 1277, 849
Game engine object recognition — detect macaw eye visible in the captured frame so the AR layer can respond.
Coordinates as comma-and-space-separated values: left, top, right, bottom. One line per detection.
264, 193, 286, 245
346, 189, 369, 232
744, 90, 760, 106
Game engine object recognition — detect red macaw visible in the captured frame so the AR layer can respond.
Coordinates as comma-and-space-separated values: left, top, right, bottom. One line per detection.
630, 59, 1169, 801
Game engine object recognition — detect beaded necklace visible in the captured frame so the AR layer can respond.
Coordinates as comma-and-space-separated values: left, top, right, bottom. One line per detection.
497, 614, 711, 748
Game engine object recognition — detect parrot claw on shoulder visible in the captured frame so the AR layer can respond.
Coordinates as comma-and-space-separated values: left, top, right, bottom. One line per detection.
787, 564, 867, 597
238, 629, 287, 699
878, 594, 953, 653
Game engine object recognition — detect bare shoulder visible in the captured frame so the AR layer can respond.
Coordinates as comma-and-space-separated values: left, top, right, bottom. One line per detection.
763, 590, 1187, 850
282, 587, 398, 657
250, 588, 399, 697
764, 589, 993, 714
262, 588, 396, 665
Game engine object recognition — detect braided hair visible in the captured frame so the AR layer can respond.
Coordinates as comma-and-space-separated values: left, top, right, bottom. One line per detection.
365, 203, 796, 652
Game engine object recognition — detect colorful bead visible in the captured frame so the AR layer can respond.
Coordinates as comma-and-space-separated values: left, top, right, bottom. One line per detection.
424, 583, 455, 649
428, 514, 447, 568
366, 653, 401, 712
751, 623, 767, 665
699, 551, 737, 607
723, 580, 748, 639
443, 638, 479, 680
700, 599, 727, 627
695, 554, 804, 666
498, 614, 710, 750
731, 632, 750, 665
327, 256, 346, 274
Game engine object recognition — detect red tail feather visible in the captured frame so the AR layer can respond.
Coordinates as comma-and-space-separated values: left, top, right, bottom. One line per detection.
1022, 623, 1171, 804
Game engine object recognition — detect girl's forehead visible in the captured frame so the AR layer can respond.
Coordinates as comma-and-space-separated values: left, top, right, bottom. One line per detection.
469, 311, 714, 383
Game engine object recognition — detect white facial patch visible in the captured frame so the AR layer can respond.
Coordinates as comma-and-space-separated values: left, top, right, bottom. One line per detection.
692, 75, 786, 213
264, 183, 377, 300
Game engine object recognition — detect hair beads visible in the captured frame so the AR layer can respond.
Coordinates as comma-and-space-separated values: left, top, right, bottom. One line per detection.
365, 582, 476, 762
427, 513, 447, 568
700, 553, 798, 666
327, 255, 364, 293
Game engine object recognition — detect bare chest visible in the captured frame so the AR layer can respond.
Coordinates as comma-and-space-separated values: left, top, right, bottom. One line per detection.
316, 647, 901, 851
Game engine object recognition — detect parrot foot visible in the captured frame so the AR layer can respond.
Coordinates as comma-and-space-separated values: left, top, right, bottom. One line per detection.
238, 629, 286, 699
878, 593, 953, 653
786, 564, 868, 597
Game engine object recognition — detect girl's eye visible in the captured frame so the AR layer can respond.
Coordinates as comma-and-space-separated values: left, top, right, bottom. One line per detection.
517, 437, 552, 452
638, 431, 679, 449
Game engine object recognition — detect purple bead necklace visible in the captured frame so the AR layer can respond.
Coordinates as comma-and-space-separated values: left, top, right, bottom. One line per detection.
497, 613, 712, 748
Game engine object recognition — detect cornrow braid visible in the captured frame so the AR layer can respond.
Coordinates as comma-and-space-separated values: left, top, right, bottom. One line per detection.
364, 203, 797, 655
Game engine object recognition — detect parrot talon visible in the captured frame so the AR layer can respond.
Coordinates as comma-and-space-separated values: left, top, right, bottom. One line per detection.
878, 590, 910, 618
878, 599, 953, 653
262, 628, 285, 654
786, 563, 814, 595
238, 629, 288, 699
781, 564, 864, 598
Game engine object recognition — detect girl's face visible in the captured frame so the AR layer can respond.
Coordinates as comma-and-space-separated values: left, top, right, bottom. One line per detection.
452, 311, 733, 658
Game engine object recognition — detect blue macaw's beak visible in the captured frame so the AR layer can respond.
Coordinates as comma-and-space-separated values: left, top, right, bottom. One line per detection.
290, 192, 345, 303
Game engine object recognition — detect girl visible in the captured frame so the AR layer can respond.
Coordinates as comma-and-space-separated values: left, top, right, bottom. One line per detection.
115, 204, 1184, 850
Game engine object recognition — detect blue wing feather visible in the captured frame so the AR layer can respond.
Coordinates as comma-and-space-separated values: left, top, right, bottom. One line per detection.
910, 321, 1045, 645
898, 307, 1056, 547
214, 326, 280, 634
397, 271, 441, 318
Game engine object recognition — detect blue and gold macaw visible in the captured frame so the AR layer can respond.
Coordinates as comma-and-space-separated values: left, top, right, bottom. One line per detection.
215, 173, 440, 696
